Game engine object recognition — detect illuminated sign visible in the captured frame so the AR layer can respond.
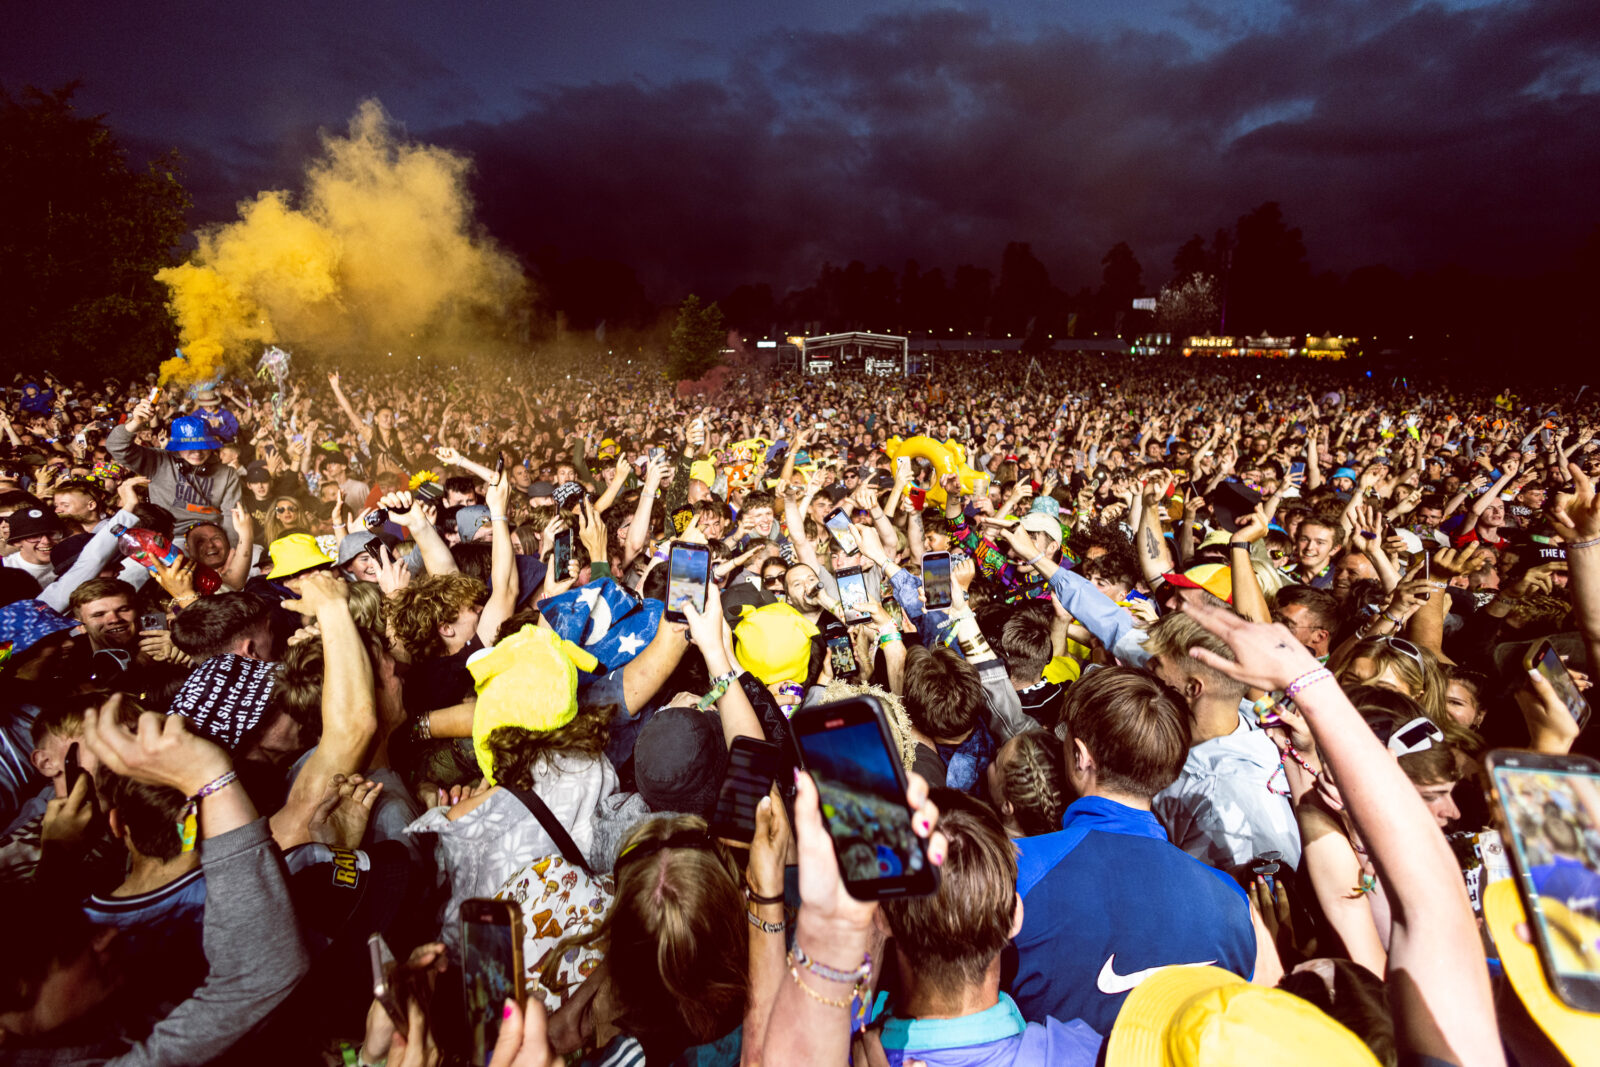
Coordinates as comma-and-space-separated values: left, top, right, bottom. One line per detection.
1187, 336, 1236, 348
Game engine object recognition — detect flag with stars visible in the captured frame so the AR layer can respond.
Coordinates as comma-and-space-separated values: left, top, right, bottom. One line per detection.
539, 578, 664, 680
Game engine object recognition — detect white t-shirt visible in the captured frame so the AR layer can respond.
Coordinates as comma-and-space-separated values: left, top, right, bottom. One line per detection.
2, 553, 55, 589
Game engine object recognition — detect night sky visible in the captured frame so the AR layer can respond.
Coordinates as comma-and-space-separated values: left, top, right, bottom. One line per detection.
6, 0, 1597, 300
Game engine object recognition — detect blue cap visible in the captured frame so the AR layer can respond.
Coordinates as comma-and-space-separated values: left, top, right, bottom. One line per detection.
165, 415, 222, 451
1332, 467, 1358, 482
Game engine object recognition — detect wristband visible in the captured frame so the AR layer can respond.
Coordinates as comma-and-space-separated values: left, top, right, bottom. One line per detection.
1284, 666, 1334, 700
745, 884, 785, 905
177, 769, 238, 853
1025, 552, 1047, 568
489, 514, 508, 523
697, 671, 738, 710
1570, 535, 1600, 550
1229, 541, 1251, 550
747, 910, 786, 934
877, 631, 902, 647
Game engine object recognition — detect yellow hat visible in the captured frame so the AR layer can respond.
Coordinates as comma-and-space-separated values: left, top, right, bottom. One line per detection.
267, 533, 335, 580
468, 624, 599, 785
1483, 877, 1600, 1061
733, 602, 819, 685
690, 459, 717, 486
1107, 965, 1380, 1067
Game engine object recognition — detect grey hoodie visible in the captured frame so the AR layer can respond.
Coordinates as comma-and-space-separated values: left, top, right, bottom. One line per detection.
107, 423, 241, 543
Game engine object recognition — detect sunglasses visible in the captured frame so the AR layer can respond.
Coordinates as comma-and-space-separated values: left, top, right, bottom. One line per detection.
276, 505, 298, 514
1386, 716, 1444, 756
1368, 634, 1425, 672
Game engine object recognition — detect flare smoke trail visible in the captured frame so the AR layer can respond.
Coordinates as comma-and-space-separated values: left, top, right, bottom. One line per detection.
156, 99, 526, 386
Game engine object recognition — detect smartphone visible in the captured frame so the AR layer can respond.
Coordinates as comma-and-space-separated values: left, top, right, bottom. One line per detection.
975, 475, 991, 498
834, 566, 871, 623
139, 611, 168, 632
790, 696, 938, 900
1291, 461, 1306, 477
494, 454, 505, 480
460, 899, 525, 1067
827, 631, 858, 680
1485, 750, 1600, 1012
649, 446, 666, 464
147, 386, 161, 403
365, 509, 388, 532
665, 540, 711, 622
922, 551, 953, 610
709, 737, 784, 844
824, 508, 860, 555
367, 933, 406, 1030
552, 527, 574, 579
63, 742, 82, 796
896, 455, 911, 479
1523, 639, 1592, 730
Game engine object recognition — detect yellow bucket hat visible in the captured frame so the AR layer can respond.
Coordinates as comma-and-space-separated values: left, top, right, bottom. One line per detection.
468, 624, 599, 785
267, 533, 335, 580
733, 602, 819, 685
1107, 965, 1380, 1067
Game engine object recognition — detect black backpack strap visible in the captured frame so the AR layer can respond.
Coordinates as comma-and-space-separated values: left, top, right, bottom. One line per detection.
507, 787, 593, 874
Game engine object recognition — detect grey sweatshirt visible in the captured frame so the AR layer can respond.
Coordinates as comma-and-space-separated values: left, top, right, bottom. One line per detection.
106, 424, 241, 543
16, 818, 309, 1066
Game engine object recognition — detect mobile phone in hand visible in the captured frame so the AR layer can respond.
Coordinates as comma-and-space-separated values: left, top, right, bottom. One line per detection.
139, 611, 168, 632
824, 508, 860, 555
1486, 750, 1600, 1012
552, 528, 574, 578
63, 742, 82, 796
921, 551, 953, 610
461, 899, 525, 1066
709, 737, 785, 844
834, 566, 871, 623
666, 540, 710, 622
1523, 639, 1592, 729
367, 933, 406, 1030
791, 696, 938, 900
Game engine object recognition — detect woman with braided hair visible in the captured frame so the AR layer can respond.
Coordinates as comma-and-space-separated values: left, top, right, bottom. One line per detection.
986, 729, 1069, 838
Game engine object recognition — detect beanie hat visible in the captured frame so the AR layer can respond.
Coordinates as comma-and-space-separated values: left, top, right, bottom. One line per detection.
734, 602, 819, 685
167, 653, 279, 748
468, 624, 599, 785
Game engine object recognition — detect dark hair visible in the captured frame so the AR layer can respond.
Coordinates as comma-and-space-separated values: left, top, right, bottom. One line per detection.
1078, 551, 1140, 595
741, 490, 776, 513
903, 644, 987, 740
996, 612, 1053, 681
450, 541, 493, 584
101, 773, 187, 861
170, 592, 271, 661
1061, 666, 1190, 799
1274, 584, 1340, 632
882, 791, 1017, 991
129, 502, 175, 542
444, 475, 478, 499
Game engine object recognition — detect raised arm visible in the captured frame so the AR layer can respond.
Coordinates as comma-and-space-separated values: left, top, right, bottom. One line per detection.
477, 465, 518, 647
327, 370, 373, 443
683, 582, 765, 746
382, 491, 458, 576
1186, 603, 1505, 1067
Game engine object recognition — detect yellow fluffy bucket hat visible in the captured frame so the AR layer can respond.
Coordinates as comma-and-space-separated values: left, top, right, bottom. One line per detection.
468, 624, 599, 785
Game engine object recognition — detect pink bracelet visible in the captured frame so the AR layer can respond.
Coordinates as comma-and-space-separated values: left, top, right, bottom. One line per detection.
1284, 666, 1333, 699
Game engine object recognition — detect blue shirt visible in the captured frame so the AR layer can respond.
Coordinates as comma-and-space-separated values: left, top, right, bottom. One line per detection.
879, 994, 1100, 1067
1009, 796, 1255, 1034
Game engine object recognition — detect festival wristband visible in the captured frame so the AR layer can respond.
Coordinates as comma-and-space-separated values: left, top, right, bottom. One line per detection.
1284, 666, 1334, 700
697, 671, 738, 710
177, 769, 238, 854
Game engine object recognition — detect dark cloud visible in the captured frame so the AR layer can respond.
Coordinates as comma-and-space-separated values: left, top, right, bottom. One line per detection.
419, 0, 1599, 299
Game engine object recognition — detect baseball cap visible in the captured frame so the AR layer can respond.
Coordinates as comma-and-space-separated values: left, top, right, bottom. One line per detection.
5, 508, 63, 543
244, 462, 272, 485
1332, 467, 1359, 483
1030, 495, 1061, 519
1163, 562, 1233, 604
336, 530, 397, 568
1018, 511, 1062, 544
1106, 965, 1380, 1067
528, 480, 557, 499
455, 504, 491, 541
632, 707, 728, 817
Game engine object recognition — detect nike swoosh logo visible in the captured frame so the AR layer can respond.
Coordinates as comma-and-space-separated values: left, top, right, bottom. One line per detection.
1096, 954, 1216, 996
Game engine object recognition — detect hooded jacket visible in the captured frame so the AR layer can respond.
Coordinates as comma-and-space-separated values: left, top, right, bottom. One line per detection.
107, 422, 241, 541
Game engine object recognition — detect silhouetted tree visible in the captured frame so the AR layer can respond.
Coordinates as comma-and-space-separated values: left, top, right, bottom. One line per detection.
993, 242, 1052, 336
1228, 202, 1308, 334
666, 294, 725, 381
0, 82, 190, 376
1171, 235, 1208, 284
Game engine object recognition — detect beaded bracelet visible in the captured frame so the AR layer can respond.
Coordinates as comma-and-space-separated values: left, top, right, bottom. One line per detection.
1284, 666, 1334, 700
790, 943, 871, 985
177, 770, 238, 853
1281, 742, 1318, 778
747, 910, 786, 934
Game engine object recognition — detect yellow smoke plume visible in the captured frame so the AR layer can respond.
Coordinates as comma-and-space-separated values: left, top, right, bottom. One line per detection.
158, 99, 526, 387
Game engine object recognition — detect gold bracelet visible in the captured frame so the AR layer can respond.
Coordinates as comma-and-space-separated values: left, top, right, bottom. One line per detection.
788, 966, 852, 1009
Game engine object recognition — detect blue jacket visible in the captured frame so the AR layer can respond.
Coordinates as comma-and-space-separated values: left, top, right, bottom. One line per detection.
1008, 796, 1256, 1034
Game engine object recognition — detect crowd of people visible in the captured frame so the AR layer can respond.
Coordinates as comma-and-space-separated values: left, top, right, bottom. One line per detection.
1, 351, 1597, 1066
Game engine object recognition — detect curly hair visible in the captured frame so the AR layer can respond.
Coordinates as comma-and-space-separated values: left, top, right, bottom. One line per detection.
999, 731, 1068, 837
386, 572, 486, 660
485, 708, 611, 791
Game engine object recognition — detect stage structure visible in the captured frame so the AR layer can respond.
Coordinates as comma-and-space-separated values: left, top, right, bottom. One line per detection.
791, 332, 910, 377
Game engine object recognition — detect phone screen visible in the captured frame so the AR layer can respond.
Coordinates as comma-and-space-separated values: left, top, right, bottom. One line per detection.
461, 902, 523, 1067
552, 528, 573, 579
792, 697, 936, 899
824, 508, 860, 555
835, 567, 871, 622
666, 542, 710, 620
922, 551, 953, 610
710, 738, 784, 843
1291, 461, 1306, 476
1535, 643, 1593, 729
63, 742, 81, 797
827, 632, 858, 679
1491, 758, 1600, 1009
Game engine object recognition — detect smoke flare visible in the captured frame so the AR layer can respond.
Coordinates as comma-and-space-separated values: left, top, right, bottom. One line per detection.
157, 99, 525, 386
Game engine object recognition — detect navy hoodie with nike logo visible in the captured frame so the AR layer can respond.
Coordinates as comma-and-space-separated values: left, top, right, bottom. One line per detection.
1006, 795, 1255, 1035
